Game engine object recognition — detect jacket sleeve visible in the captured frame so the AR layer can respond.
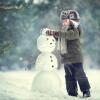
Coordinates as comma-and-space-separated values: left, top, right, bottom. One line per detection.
65, 29, 80, 40
65, 25, 82, 40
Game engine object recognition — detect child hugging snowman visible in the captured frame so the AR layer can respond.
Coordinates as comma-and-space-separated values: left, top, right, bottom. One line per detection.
43, 10, 91, 98
32, 24, 62, 96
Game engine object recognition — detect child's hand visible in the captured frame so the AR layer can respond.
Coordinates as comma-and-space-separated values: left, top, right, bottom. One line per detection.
46, 30, 54, 36
41, 28, 59, 40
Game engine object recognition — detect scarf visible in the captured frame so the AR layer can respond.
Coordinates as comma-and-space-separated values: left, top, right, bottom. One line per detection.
56, 27, 68, 55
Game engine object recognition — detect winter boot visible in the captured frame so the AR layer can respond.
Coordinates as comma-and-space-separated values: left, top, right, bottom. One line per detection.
68, 92, 78, 97
83, 90, 91, 98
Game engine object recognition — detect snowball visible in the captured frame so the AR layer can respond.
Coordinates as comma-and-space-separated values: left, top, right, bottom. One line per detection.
32, 71, 61, 96
37, 35, 56, 53
35, 53, 58, 71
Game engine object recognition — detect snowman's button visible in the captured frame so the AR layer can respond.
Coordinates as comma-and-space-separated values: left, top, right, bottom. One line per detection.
35, 53, 58, 71
52, 65, 54, 67
51, 60, 53, 62
50, 56, 52, 58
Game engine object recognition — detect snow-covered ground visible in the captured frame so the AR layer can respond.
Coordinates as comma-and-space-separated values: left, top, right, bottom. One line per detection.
0, 69, 100, 100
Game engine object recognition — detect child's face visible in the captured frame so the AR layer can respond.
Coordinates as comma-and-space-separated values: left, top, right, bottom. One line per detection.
62, 19, 71, 28
60, 10, 80, 29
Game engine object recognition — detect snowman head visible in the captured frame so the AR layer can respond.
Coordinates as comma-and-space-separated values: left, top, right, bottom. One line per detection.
35, 53, 58, 71
37, 35, 56, 53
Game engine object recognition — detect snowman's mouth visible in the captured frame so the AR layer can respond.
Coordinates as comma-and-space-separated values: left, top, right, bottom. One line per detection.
49, 43, 55, 46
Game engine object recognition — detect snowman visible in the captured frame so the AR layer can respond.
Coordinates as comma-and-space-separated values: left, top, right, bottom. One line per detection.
32, 28, 62, 96
36, 28, 58, 71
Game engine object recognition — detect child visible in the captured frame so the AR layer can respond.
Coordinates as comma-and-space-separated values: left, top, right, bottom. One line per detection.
43, 10, 91, 98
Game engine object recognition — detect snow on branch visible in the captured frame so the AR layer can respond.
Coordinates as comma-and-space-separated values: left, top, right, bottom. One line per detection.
0, 3, 23, 10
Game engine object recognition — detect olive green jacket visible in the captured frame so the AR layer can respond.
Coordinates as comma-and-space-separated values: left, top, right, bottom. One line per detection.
57, 27, 83, 64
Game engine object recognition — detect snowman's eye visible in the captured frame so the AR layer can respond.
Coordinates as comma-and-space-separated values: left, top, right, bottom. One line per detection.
47, 38, 49, 40
52, 39, 54, 42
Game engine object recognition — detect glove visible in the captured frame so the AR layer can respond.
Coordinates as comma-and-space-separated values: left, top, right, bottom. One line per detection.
70, 20, 80, 29
41, 28, 59, 40
46, 30, 59, 38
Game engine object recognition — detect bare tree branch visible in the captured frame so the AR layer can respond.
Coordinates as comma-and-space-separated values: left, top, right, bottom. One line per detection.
0, 5, 23, 10
0, 4, 23, 10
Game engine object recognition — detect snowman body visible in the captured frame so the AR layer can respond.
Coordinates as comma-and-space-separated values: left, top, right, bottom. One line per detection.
36, 32, 58, 71
32, 71, 61, 95
32, 29, 61, 95
35, 52, 58, 71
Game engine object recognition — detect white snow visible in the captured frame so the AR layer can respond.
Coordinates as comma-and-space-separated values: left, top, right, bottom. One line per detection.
19, 57, 23, 61
33, 0, 49, 5
0, 69, 100, 100
32, 71, 61, 96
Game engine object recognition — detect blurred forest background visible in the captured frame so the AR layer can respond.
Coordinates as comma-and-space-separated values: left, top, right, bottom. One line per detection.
0, 0, 100, 70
